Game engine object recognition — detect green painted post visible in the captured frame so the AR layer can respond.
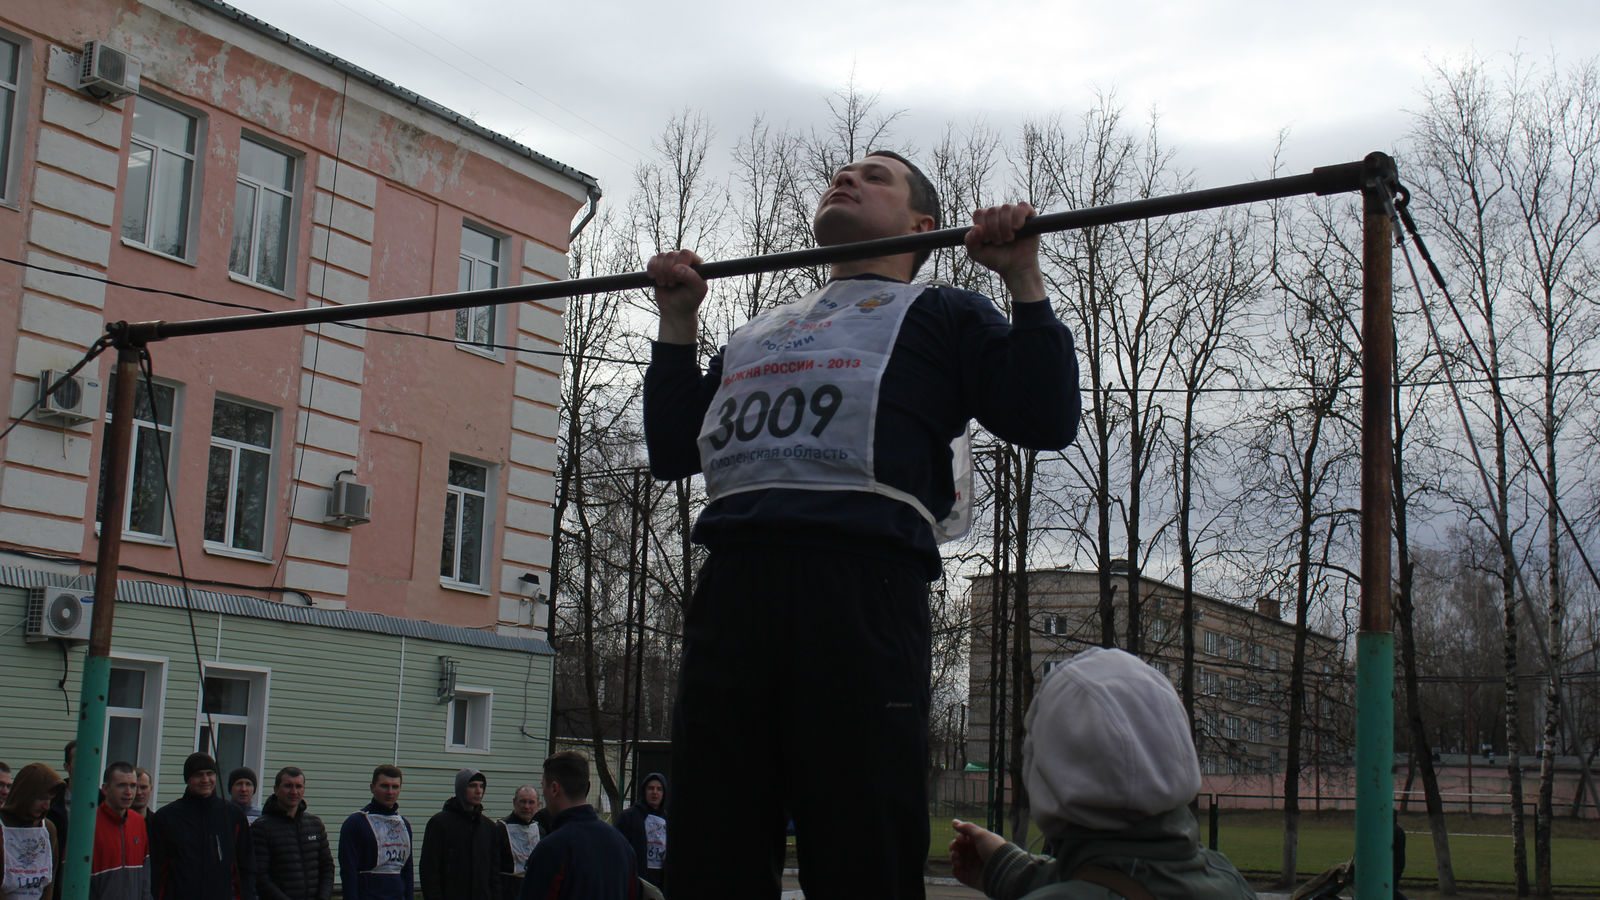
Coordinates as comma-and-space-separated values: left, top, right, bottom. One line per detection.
1355, 632, 1395, 898
57, 345, 142, 900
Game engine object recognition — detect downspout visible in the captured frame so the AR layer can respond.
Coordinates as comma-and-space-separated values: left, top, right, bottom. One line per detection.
568, 184, 603, 242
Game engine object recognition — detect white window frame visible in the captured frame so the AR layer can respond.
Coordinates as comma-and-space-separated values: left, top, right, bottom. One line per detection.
0, 30, 30, 207
194, 663, 270, 779
454, 223, 504, 353
98, 377, 180, 543
440, 456, 493, 590
229, 134, 300, 292
204, 395, 277, 558
122, 93, 205, 262
445, 686, 492, 753
105, 655, 167, 797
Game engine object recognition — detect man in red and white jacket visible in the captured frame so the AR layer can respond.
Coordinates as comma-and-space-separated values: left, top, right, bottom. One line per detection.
92, 761, 152, 900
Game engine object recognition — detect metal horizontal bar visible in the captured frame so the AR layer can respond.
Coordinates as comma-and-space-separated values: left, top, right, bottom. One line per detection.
120, 156, 1381, 345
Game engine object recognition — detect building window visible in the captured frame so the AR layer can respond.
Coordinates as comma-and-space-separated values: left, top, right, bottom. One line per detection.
196, 666, 269, 778
446, 688, 492, 752
230, 137, 295, 291
1224, 716, 1243, 740
106, 658, 165, 775
97, 378, 178, 540
441, 458, 491, 587
0, 35, 25, 203
455, 225, 501, 347
123, 96, 201, 259
1203, 629, 1220, 655
205, 397, 275, 554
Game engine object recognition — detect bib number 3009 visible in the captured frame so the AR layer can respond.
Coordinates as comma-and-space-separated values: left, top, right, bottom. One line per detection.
707, 384, 843, 450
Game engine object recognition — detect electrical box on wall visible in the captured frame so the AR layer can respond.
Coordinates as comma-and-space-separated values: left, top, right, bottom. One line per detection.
77, 41, 142, 102
325, 480, 372, 526
25, 587, 93, 642
36, 370, 103, 426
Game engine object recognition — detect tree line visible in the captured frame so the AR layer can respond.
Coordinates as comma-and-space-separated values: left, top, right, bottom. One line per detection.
543, 55, 1599, 896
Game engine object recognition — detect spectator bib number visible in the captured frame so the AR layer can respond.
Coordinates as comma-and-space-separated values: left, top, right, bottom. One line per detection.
644, 814, 666, 871
699, 280, 970, 541
504, 822, 538, 874
361, 813, 410, 875
1, 825, 52, 900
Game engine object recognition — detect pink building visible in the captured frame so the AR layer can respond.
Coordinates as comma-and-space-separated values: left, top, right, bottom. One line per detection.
0, 0, 607, 809
1, 0, 597, 633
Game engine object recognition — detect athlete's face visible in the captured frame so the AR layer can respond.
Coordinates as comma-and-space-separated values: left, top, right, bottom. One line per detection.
813, 155, 932, 249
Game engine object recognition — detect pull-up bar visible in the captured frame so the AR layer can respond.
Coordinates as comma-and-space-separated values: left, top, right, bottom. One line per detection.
70, 152, 1401, 900
118, 156, 1389, 345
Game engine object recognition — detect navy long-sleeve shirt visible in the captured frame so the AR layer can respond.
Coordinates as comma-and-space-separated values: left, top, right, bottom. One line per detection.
644, 276, 1080, 578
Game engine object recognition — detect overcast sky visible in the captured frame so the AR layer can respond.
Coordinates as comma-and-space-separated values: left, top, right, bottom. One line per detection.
231, 0, 1599, 215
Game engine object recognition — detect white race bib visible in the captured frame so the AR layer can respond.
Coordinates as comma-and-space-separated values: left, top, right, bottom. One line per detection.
504, 821, 538, 874
700, 280, 971, 541
643, 814, 666, 871
361, 812, 410, 875
1, 824, 52, 900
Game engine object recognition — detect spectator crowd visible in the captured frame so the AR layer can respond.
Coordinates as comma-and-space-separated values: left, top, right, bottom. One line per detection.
0, 746, 657, 900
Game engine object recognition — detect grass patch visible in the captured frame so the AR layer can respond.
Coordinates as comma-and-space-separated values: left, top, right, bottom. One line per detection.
922, 811, 1600, 894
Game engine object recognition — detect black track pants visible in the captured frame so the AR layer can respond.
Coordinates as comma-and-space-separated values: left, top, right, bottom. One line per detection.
664, 546, 932, 899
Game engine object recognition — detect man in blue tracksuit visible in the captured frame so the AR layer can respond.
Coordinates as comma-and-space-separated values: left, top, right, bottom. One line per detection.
645, 150, 1081, 898
338, 766, 412, 900
520, 752, 635, 900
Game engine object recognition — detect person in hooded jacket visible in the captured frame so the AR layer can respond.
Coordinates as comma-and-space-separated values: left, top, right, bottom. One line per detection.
610, 774, 665, 888
420, 769, 499, 900
0, 763, 64, 900
949, 648, 1257, 900
147, 753, 254, 900
251, 767, 333, 900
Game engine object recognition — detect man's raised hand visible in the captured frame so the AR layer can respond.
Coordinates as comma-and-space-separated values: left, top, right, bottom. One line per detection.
648, 249, 706, 344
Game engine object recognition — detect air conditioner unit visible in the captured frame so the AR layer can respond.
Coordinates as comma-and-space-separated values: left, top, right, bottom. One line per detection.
36, 370, 104, 426
25, 587, 94, 642
325, 480, 372, 526
77, 41, 142, 102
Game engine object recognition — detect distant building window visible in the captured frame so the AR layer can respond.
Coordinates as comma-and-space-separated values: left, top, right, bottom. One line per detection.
197, 667, 268, 778
441, 458, 491, 587
1203, 629, 1220, 655
455, 225, 501, 347
447, 688, 492, 752
1224, 716, 1243, 740
124, 96, 200, 258
205, 398, 275, 554
0, 35, 24, 203
230, 137, 295, 290
97, 378, 178, 540
106, 658, 165, 776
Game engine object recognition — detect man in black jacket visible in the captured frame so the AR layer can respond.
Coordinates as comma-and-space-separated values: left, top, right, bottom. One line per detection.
521, 753, 636, 900
252, 767, 333, 900
420, 769, 499, 900
148, 752, 254, 900
611, 773, 665, 888
494, 784, 543, 897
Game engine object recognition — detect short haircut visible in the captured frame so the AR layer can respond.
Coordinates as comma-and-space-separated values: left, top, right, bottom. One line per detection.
0, 761, 10, 774
134, 767, 151, 782
542, 752, 589, 801
513, 783, 539, 801
103, 761, 136, 783
371, 764, 403, 784
64, 740, 77, 767
274, 766, 304, 788
866, 149, 942, 278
